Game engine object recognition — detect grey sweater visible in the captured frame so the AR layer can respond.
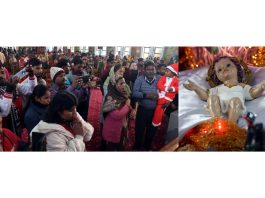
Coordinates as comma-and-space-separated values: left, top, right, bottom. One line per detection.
132, 75, 160, 110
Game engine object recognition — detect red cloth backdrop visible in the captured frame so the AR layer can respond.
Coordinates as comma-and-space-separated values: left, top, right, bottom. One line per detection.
86, 88, 103, 151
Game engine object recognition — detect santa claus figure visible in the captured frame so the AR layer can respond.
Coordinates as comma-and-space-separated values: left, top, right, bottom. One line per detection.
152, 63, 178, 127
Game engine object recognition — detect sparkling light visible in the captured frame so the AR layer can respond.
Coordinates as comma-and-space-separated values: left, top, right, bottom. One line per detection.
177, 118, 247, 151
180, 47, 265, 71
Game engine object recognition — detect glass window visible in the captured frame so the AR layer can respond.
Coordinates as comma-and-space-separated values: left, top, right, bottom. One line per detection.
113, 46, 131, 57
102, 50, 106, 56
115, 46, 122, 56
70, 47, 75, 52
155, 48, 162, 54
143, 53, 149, 59
95, 46, 107, 56
124, 51, 130, 56
47, 46, 53, 51
143, 47, 151, 59
144, 47, 150, 53
154, 47, 162, 58
123, 46, 130, 57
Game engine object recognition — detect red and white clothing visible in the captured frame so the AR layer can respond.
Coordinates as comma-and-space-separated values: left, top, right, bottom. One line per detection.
17, 76, 38, 96
152, 76, 178, 126
19, 57, 29, 69
2, 76, 37, 130
0, 92, 13, 117
17, 76, 38, 112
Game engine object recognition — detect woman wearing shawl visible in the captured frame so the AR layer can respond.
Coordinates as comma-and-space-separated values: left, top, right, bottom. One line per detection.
100, 63, 129, 124
102, 74, 132, 151
103, 64, 125, 97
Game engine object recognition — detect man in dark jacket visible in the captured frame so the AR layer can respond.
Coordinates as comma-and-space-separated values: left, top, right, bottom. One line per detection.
132, 60, 160, 151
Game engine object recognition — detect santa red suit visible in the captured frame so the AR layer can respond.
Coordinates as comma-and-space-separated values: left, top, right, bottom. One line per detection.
152, 63, 178, 127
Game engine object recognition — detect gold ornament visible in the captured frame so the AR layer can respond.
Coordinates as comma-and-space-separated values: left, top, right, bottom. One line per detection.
177, 118, 247, 151
249, 47, 265, 66
179, 47, 198, 70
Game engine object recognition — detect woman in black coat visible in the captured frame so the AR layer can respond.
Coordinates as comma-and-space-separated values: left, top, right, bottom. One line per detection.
24, 84, 51, 133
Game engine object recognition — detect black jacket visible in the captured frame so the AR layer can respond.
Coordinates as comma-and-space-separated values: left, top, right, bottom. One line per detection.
24, 101, 47, 133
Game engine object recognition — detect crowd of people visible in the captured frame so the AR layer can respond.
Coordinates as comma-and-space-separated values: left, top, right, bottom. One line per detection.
0, 47, 178, 152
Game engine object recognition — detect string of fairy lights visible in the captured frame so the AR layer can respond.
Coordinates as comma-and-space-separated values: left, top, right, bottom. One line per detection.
179, 47, 265, 71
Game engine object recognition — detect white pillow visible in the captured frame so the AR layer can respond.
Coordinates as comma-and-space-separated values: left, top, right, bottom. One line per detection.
179, 66, 265, 139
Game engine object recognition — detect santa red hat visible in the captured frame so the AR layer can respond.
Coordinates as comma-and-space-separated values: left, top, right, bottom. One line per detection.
166, 63, 178, 75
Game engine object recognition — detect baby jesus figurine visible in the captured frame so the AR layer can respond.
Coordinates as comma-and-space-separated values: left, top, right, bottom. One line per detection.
184, 56, 265, 123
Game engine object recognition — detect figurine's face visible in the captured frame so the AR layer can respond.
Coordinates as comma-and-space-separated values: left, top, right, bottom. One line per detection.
214, 58, 238, 83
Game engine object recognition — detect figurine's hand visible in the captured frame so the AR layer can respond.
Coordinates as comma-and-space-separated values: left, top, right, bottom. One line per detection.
183, 80, 197, 91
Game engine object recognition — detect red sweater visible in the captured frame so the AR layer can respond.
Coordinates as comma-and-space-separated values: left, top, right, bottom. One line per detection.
1, 128, 21, 151
102, 104, 131, 143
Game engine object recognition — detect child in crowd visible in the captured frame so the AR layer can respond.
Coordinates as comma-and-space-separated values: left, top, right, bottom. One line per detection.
152, 63, 178, 127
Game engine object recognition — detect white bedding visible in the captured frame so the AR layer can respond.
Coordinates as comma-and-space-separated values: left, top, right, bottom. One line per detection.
179, 66, 265, 139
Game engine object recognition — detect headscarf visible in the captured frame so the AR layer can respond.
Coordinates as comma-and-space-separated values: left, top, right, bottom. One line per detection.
103, 66, 115, 89
102, 74, 131, 114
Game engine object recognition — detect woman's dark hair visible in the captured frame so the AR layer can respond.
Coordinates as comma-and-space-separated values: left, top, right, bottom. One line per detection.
211, 56, 244, 86
31, 84, 49, 102
43, 91, 78, 124
114, 64, 122, 73
23, 84, 49, 115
